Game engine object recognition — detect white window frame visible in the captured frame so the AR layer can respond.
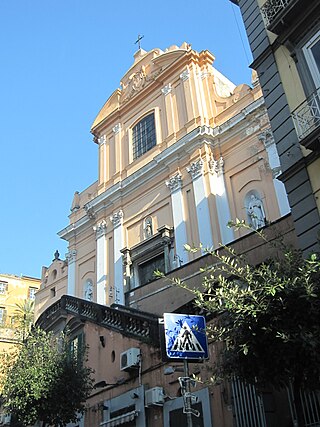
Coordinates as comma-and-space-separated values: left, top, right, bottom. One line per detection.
0, 307, 6, 324
28, 287, 37, 300
0, 282, 8, 295
303, 30, 320, 89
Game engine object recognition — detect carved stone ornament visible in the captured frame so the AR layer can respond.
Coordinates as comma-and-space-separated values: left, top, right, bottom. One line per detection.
180, 69, 190, 82
66, 249, 77, 264
85, 203, 96, 220
258, 128, 274, 148
187, 158, 204, 180
161, 84, 172, 96
112, 123, 121, 134
200, 70, 210, 80
93, 219, 108, 239
110, 210, 123, 227
166, 172, 183, 193
98, 135, 107, 145
208, 156, 224, 176
120, 66, 163, 104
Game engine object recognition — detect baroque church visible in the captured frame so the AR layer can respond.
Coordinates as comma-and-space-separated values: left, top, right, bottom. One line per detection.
34, 43, 296, 426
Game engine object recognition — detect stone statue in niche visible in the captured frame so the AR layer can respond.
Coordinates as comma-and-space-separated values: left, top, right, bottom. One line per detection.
144, 217, 153, 239
84, 280, 93, 301
247, 195, 266, 229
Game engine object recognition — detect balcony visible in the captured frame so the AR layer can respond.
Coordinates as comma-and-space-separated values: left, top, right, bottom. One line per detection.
292, 88, 320, 151
261, 0, 311, 34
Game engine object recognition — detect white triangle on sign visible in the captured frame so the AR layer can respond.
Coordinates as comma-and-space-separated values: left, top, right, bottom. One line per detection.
171, 321, 205, 353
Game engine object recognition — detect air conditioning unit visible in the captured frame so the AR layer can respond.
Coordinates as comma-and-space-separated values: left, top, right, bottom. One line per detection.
120, 348, 140, 371
145, 387, 165, 407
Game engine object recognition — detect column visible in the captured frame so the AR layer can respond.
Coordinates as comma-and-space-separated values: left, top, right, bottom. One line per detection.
187, 159, 214, 249
93, 220, 108, 305
113, 123, 122, 175
98, 135, 107, 186
66, 250, 77, 296
161, 84, 176, 136
110, 210, 124, 305
166, 173, 188, 265
208, 157, 234, 245
259, 129, 290, 216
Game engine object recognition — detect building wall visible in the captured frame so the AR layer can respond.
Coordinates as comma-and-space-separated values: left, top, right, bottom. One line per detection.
0, 273, 40, 352
234, 0, 320, 254
35, 43, 291, 317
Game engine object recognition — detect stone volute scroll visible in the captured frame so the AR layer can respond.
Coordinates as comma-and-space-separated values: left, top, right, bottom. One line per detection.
186, 158, 204, 180
93, 219, 108, 239
208, 156, 224, 176
165, 172, 183, 193
110, 210, 124, 228
66, 249, 77, 265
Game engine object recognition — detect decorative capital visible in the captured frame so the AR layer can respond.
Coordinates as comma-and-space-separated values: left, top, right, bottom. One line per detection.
187, 158, 204, 180
200, 70, 209, 80
161, 84, 172, 96
208, 156, 224, 176
258, 128, 274, 148
166, 172, 183, 193
112, 123, 121, 134
93, 219, 108, 239
110, 210, 123, 227
180, 69, 190, 82
84, 203, 96, 220
66, 249, 77, 264
98, 135, 107, 145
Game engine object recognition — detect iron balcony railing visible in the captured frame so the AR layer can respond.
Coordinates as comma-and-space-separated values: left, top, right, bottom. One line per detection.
261, 0, 292, 26
292, 88, 320, 142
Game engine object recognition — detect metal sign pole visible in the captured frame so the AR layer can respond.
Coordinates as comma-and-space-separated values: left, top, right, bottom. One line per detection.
184, 359, 193, 427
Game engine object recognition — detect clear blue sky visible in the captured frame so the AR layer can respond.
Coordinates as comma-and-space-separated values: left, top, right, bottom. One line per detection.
0, 0, 252, 279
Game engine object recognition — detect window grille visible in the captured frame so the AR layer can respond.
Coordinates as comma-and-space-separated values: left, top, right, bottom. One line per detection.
132, 113, 156, 160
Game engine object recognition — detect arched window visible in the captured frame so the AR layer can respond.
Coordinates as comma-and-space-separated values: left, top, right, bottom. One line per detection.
132, 113, 156, 160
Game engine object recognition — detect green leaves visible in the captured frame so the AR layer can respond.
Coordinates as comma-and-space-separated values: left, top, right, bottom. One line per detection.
1, 328, 94, 427
174, 222, 320, 391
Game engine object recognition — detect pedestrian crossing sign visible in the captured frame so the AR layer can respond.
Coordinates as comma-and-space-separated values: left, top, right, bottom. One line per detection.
163, 313, 209, 360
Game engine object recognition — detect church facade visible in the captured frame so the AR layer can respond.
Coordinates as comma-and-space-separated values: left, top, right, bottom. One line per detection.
35, 43, 296, 426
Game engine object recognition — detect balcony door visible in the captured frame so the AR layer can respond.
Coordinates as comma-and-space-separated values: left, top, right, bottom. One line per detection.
303, 30, 320, 89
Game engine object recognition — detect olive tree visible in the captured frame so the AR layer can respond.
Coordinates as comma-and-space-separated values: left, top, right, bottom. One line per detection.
166, 222, 320, 426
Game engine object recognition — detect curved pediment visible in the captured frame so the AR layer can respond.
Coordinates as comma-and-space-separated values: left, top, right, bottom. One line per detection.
91, 89, 121, 131
91, 43, 191, 132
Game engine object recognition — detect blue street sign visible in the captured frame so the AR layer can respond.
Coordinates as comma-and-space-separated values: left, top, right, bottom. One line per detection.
163, 313, 209, 360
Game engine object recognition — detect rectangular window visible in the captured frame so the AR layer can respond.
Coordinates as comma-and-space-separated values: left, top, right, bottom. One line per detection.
132, 113, 156, 160
303, 30, 320, 89
0, 307, 7, 325
0, 282, 8, 295
28, 287, 37, 300
68, 333, 84, 364
138, 253, 165, 286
